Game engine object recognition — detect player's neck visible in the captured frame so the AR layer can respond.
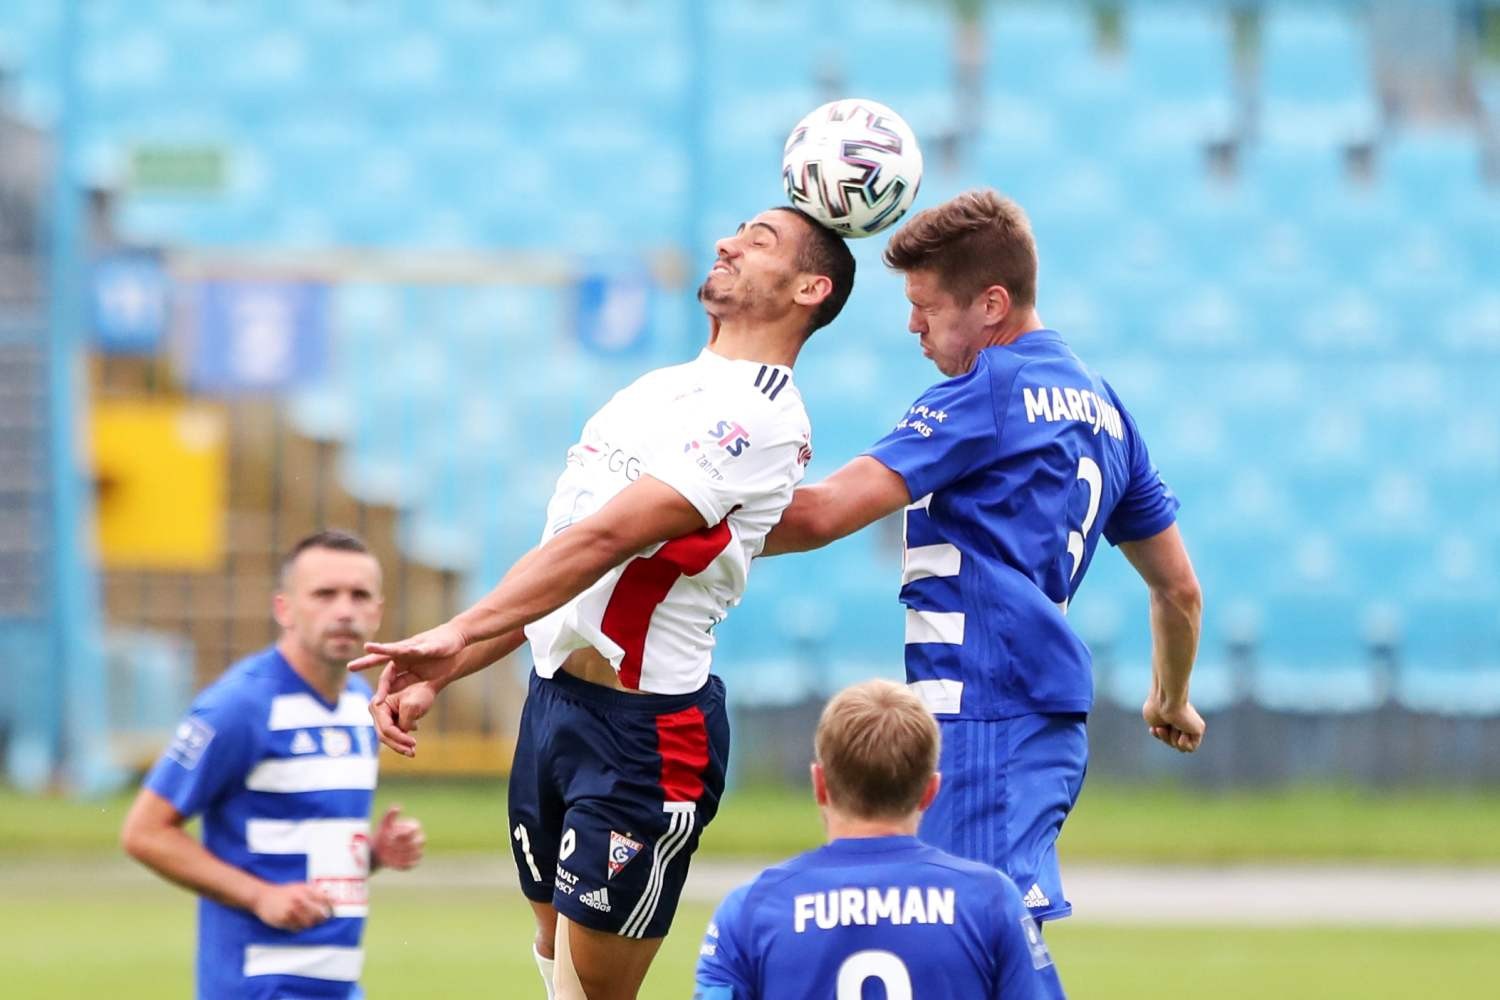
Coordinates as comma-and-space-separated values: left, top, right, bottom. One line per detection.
823, 812, 921, 841
277, 636, 347, 705
706, 319, 803, 368
986, 308, 1045, 350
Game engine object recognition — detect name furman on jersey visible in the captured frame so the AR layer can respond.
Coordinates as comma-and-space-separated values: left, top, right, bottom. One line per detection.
793, 885, 956, 933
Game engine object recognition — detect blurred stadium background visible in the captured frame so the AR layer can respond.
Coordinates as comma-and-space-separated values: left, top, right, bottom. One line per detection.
1, 0, 1498, 996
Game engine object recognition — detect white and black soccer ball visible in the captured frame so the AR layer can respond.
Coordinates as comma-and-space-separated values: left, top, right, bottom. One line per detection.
782, 98, 923, 239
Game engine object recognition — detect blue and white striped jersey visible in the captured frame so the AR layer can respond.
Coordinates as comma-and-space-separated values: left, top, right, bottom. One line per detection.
866, 331, 1178, 720
145, 646, 378, 999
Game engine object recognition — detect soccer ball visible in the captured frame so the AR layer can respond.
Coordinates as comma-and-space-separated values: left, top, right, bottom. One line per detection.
782, 98, 923, 239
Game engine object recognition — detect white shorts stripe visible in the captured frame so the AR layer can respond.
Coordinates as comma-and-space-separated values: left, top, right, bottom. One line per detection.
621, 809, 695, 938
245, 756, 378, 793
620, 812, 681, 938
243, 945, 363, 982
267, 692, 371, 730
625, 811, 695, 939
908, 679, 965, 715
902, 542, 961, 583
905, 608, 965, 646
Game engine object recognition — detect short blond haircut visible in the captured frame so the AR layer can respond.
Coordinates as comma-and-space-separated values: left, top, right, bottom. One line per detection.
814, 680, 940, 820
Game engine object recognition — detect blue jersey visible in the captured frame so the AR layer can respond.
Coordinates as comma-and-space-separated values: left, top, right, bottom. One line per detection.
867, 331, 1178, 720
144, 647, 378, 999
693, 835, 1050, 999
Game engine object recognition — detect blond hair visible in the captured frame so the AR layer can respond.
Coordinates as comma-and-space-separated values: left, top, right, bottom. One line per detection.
814, 680, 940, 820
882, 188, 1038, 308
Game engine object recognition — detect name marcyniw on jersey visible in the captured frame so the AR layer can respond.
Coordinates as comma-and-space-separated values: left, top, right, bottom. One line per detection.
1022, 385, 1124, 440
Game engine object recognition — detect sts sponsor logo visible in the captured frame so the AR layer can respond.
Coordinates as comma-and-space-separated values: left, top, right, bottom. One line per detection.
709, 420, 751, 457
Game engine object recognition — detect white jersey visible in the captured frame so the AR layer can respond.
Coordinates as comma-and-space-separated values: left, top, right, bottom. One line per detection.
525, 348, 812, 695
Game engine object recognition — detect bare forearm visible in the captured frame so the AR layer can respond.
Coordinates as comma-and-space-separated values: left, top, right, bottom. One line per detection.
1149, 586, 1202, 704
763, 458, 911, 557
763, 486, 839, 556
125, 824, 267, 912
450, 532, 625, 644
441, 629, 527, 688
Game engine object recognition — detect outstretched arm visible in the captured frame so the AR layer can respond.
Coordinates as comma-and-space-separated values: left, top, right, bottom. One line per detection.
761, 456, 911, 556
1118, 523, 1205, 752
352, 474, 707, 673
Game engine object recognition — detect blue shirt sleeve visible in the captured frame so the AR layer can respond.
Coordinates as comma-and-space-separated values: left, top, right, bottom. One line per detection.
993, 875, 1051, 1000
865, 362, 998, 502
1102, 403, 1180, 546
694, 883, 757, 1000
143, 685, 256, 819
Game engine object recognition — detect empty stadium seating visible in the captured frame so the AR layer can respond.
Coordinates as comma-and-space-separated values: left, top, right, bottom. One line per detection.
2, 0, 1495, 712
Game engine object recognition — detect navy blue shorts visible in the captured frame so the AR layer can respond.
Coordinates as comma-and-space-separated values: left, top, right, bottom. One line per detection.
918, 713, 1088, 924
508, 669, 729, 939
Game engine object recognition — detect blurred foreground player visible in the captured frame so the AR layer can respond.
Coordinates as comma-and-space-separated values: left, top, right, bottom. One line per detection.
694, 679, 1050, 1000
349, 208, 855, 1000
121, 531, 425, 999
764, 190, 1206, 997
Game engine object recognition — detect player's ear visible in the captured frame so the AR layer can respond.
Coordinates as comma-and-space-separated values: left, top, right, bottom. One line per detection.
810, 762, 830, 807
981, 284, 1011, 324
272, 591, 292, 630
917, 772, 941, 813
793, 273, 833, 310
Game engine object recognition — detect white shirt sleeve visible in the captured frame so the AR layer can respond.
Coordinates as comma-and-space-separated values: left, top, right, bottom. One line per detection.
643, 389, 804, 526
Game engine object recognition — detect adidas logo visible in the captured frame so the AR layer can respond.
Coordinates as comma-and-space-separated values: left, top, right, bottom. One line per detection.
1022, 883, 1051, 909
290, 730, 317, 755
579, 887, 611, 914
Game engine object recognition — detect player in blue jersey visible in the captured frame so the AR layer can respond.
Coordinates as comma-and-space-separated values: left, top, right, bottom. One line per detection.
694, 679, 1050, 999
763, 190, 1206, 995
121, 531, 425, 999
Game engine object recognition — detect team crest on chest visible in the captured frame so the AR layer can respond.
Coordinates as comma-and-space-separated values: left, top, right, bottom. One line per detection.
608, 831, 644, 879
320, 727, 352, 757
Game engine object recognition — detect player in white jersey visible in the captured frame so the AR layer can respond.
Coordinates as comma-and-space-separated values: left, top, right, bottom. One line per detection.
349, 207, 856, 1000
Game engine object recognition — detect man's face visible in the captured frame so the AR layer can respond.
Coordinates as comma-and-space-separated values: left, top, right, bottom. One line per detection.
698, 210, 807, 322
275, 548, 383, 669
903, 269, 991, 377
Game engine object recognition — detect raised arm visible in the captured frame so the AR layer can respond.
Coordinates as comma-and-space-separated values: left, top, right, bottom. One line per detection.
1118, 523, 1205, 752
761, 456, 911, 556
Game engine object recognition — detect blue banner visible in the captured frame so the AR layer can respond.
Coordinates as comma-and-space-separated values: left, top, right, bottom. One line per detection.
576, 272, 652, 355
183, 280, 328, 393
91, 251, 169, 354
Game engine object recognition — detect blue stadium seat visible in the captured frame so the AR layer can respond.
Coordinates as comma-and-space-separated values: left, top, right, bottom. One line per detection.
1252, 595, 1385, 712
1258, 7, 1380, 149
1123, 4, 1237, 146
985, 4, 1099, 100
1396, 598, 1500, 716
1381, 127, 1487, 212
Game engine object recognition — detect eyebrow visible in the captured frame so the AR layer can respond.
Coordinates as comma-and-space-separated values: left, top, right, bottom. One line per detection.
747, 220, 780, 241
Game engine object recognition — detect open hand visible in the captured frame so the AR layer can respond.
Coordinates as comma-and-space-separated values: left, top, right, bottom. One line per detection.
348, 621, 468, 675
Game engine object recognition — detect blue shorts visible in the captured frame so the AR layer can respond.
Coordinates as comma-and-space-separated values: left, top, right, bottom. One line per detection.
508, 669, 729, 939
918, 713, 1088, 924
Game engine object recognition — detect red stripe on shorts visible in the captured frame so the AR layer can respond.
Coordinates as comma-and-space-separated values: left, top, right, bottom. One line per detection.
600, 518, 732, 690
655, 705, 710, 803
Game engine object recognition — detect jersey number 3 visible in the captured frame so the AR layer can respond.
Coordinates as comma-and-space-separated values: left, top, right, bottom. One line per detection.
1061, 456, 1102, 611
